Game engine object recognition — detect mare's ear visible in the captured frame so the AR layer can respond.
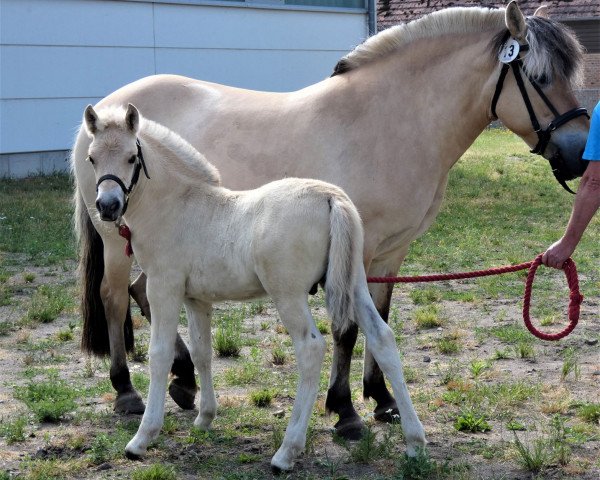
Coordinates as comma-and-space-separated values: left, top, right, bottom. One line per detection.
533, 5, 549, 18
125, 104, 140, 134
505, 1, 527, 42
84, 105, 99, 136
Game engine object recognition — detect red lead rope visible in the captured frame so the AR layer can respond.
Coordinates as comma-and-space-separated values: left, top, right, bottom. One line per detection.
367, 254, 583, 341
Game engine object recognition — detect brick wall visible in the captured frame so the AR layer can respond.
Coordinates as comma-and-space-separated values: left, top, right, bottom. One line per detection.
575, 53, 600, 113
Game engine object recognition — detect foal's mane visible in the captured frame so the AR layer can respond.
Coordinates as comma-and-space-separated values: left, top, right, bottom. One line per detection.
140, 117, 221, 186
333, 6, 583, 87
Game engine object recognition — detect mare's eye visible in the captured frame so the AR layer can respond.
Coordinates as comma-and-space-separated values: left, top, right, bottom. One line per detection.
87, 156, 95, 165
128, 155, 137, 164
537, 73, 550, 86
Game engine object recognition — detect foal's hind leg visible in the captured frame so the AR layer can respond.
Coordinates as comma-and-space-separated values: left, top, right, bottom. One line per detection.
130, 272, 197, 410
102, 242, 145, 414
354, 280, 426, 456
270, 296, 326, 472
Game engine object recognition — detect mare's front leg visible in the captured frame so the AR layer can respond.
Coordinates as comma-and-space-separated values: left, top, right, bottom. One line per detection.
125, 277, 183, 458
102, 239, 145, 414
270, 297, 326, 472
183, 299, 217, 429
130, 272, 198, 410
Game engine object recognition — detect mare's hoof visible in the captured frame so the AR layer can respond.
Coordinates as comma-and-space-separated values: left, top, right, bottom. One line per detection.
169, 380, 197, 410
374, 404, 400, 423
271, 464, 284, 475
114, 391, 145, 414
334, 416, 366, 440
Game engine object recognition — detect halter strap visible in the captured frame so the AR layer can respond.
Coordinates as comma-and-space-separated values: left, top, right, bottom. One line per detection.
96, 139, 150, 215
490, 40, 589, 193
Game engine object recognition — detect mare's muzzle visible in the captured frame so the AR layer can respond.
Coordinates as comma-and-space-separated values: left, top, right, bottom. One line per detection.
96, 189, 124, 222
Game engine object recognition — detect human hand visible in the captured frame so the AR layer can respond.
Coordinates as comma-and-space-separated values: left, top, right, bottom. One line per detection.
542, 238, 575, 269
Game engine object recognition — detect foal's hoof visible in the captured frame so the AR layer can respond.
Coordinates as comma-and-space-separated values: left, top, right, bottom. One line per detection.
169, 379, 197, 410
114, 391, 145, 414
334, 416, 366, 440
373, 403, 400, 423
124, 449, 143, 461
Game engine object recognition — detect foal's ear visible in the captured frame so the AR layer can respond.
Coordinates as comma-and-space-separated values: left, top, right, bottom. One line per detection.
505, 1, 527, 42
125, 104, 140, 134
84, 105, 99, 135
533, 5, 549, 18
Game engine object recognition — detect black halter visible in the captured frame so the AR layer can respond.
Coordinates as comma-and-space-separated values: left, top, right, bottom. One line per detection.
96, 139, 150, 215
491, 40, 589, 193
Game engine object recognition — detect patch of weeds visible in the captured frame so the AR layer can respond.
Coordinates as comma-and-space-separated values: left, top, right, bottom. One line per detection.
88, 432, 114, 465
540, 314, 556, 326
249, 389, 273, 408
352, 339, 365, 358
561, 347, 580, 380
260, 321, 269, 331
410, 288, 440, 305
469, 359, 490, 379
514, 341, 536, 360
214, 309, 243, 358
577, 403, 600, 424
396, 447, 465, 479
0, 416, 27, 444
131, 463, 176, 480
162, 413, 179, 435
271, 343, 287, 365
224, 361, 261, 386
549, 415, 572, 466
249, 300, 267, 315
132, 371, 150, 395
55, 323, 75, 342
20, 458, 86, 480
512, 431, 552, 473
0, 321, 12, 336
454, 410, 491, 433
481, 323, 533, 345
14, 375, 78, 422
185, 426, 213, 444
492, 348, 511, 360
130, 338, 148, 363
316, 318, 330, 334
414, 305, 444, 329
24, 284, 74, 324
403, 366, 421, 384
436, 334, 461, 354
23, 272, 36, 283
238, 452, 260, 463
507, 420, 526, 431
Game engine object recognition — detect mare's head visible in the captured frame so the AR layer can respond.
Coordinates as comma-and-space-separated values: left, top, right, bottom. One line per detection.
491, 1, 589, 190
84, 104, 149, 221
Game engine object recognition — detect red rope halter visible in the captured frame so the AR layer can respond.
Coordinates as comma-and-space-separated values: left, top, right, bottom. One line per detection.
367, 254, 582, 341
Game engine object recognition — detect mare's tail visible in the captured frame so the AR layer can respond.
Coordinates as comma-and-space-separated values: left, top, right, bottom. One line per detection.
74, 175, 133, 356
325, 193, 364, 335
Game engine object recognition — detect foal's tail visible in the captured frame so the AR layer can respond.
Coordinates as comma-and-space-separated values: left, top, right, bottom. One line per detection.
325, 193, 364, 335
74, 171, 134, 356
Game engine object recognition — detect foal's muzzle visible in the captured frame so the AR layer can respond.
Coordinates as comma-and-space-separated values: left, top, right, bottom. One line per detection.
96, 191, 124, 222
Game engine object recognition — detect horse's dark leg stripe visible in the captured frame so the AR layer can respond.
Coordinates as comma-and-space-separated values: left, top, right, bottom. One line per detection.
326, 323, 364, 439
363, 283, 399, 421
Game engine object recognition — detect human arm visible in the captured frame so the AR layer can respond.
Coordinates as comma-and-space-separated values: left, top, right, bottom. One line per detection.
542, 160, 600, 268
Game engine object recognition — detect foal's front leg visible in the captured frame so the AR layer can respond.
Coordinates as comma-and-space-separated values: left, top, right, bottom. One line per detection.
125, 279, 183, 459
130, 272, 198, 410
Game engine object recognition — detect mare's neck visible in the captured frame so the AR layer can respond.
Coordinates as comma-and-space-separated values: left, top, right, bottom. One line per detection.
342, 30, 499, 171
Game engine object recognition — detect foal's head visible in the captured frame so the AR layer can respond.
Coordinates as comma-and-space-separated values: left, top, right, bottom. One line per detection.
84, 104, 147, 222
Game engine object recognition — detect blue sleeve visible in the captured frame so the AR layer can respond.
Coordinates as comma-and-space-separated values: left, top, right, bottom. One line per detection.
583, 101, 600, 161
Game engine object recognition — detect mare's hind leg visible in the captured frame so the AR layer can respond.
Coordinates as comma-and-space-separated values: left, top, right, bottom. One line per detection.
130, 272, 197, 410
354, 277, 426, 455
102, 240, 145, 414
270, 296, 326, 472
183, 299, 217, 429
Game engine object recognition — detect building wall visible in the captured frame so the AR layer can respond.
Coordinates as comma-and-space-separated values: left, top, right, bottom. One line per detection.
0, 0, 368, 176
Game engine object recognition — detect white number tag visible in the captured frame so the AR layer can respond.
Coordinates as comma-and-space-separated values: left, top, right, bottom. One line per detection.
499, 38, 520, 64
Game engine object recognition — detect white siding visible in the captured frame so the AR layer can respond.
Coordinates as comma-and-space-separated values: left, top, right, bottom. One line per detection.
0, 0, 367, 155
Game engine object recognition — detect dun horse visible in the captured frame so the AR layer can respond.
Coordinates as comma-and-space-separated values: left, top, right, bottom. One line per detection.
71, 2, 590, 441
83, 103, 425, 471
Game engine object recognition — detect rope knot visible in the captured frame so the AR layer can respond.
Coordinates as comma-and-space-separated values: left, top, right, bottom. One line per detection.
117, 224, 133, 258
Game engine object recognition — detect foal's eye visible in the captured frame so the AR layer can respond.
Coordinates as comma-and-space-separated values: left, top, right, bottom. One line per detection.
128, 155, 137, 164
87, 156, 95, 165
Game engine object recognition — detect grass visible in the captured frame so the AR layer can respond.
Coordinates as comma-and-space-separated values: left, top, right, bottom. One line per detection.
0, 174, 75, 265
14, 375, 79, 422
25, 284, 74, 324
213, 308, 244, 357
413, 305, 444, 329
131, 464, 177, 480
249, 389, 274, 407
454, 410, 492, 433
0, 416, 27, 444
